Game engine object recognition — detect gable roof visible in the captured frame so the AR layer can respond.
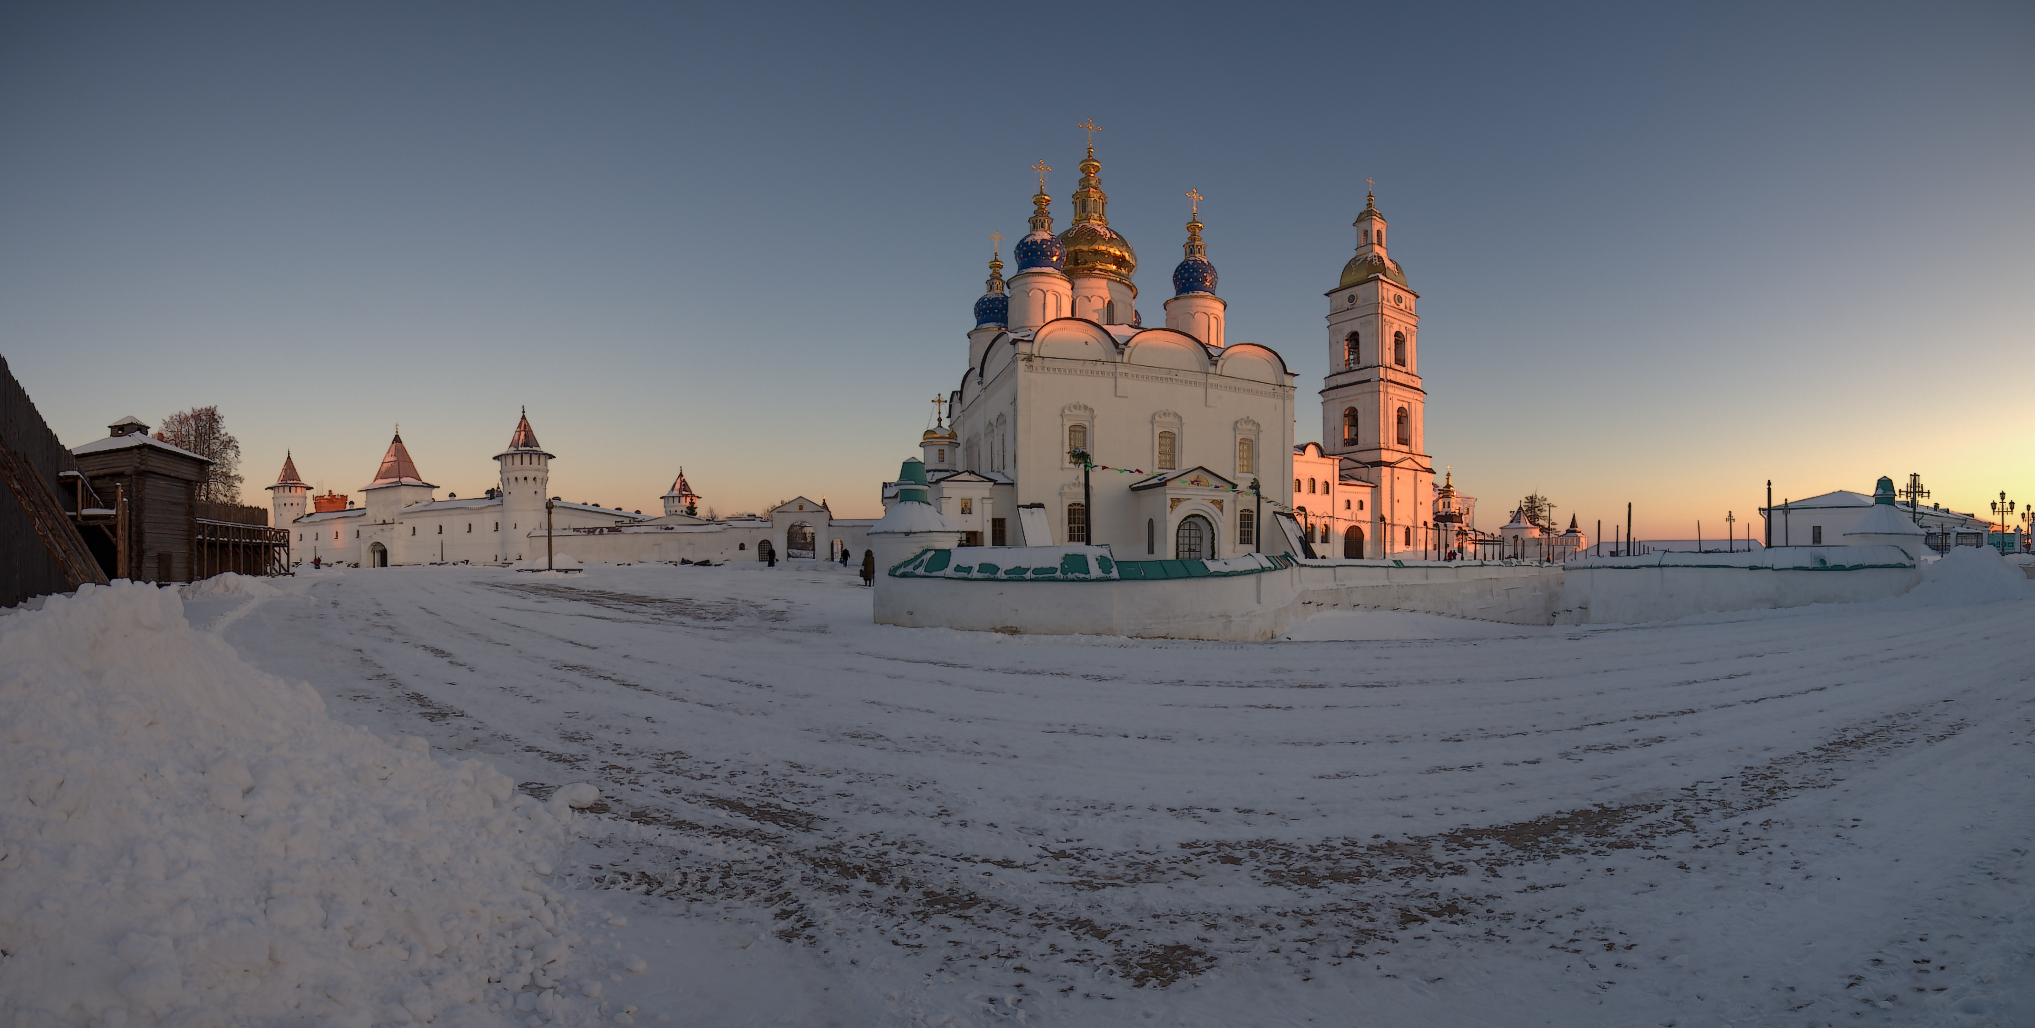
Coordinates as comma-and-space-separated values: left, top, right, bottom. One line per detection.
1129, 466, 1238, 492
772, 496, 829, 514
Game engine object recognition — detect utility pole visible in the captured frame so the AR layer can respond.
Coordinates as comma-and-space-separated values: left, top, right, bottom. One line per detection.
1595, 518, 1601, 558
1726, 510, 1735, 553
545, 499, 555, 570
1765, 480, 1773, 548
1626, 502, 1633, 557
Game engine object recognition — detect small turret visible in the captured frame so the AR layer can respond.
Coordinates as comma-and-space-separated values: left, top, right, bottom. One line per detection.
494, 407, 555, 561
1008, 161, 1072, 330
973, 240, 1009, 328
1163, 190, 1226, 347
661, 469, 700, 518
267, 451, 311, 549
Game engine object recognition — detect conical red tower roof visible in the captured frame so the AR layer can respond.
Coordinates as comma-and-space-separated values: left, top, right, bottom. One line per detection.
507, 411, 541, 450
662, 470, 697, 499
276, 451, 305, 485
368, 431, 426, 486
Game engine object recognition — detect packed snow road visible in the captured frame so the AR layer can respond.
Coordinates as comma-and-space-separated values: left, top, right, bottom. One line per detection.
205, 556, 2035, 1026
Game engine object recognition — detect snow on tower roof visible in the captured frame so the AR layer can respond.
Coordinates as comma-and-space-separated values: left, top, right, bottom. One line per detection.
661, 470, 697, 500
362, 431, 435, 490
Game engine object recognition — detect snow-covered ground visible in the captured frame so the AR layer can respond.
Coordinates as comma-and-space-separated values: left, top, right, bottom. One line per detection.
10, 550, 2034, 1026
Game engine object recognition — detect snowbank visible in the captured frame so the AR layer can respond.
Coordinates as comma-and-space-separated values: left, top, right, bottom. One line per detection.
0, 581, 619, 1026
1898, 545, 2035, 606
179, 571, 286, 601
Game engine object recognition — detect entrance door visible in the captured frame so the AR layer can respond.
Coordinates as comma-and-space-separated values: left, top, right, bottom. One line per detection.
757, 539, 774, 562
1344, 525, 1365, 559
369, 542, 388, 567
1174, 515, 1214, 560
786, 522, 816, 558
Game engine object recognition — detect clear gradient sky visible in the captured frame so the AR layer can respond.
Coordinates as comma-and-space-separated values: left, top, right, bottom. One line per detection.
4, 3, 2030, 536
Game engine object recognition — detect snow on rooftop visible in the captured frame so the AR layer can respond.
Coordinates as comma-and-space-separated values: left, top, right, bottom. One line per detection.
71, 433, 211, 462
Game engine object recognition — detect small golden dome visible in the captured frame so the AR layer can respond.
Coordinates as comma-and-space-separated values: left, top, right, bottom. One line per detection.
922, 427, 956, 442
1339, 252, 1408, 289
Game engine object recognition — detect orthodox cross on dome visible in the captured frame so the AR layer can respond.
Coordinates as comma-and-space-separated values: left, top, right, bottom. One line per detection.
988, 231, 1004, 258
931, 395, 947, 427
1031, 160, 1052, 193
1077, 118, 1102, 155
1185, 189, 1203, 217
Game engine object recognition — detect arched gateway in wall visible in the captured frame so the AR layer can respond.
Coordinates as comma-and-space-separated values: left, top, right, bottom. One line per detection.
369, 542, 388, 567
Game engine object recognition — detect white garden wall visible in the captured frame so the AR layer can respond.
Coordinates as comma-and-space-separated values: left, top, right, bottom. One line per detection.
876, 545, 1929, 639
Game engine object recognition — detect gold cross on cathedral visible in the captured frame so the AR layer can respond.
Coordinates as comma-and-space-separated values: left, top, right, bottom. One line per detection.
1185, 188, 1203, 216
1077, 118, 1102, 152
988, 231, 1004, 257
932, 395, 947, 426
1031, 159, 1052, 192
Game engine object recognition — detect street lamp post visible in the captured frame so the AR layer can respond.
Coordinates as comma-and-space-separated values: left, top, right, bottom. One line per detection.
1069, 447, 1093, 545
1725, 510, 1736, 553
1251, 478, 1262, 554
545, 500, 555, 570
1991, 491, 2016, 552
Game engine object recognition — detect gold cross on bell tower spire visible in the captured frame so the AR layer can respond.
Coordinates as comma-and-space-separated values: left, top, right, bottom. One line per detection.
1185, 188, 1203, 216
1077, 118, 1101, 155
1030, 159, 1052, 193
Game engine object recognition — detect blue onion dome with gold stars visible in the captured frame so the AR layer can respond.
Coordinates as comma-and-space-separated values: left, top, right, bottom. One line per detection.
1057, 149, 1137, 286
973, 248, 1009, 326
1013, 190, 1065, 272
1338, 191, 1409, 289
1172, 210, 1217, 295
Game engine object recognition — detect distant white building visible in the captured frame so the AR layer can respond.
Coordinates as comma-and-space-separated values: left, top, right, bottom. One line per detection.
271, 412, 872, 567
1762, 481, 1990, 548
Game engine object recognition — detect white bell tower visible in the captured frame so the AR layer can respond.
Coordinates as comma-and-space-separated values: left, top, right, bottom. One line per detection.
1320, 192, 1433, 557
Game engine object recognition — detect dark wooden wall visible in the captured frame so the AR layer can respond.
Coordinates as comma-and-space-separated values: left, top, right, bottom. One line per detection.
0, 355, 88, 607
75, 448, 204, 584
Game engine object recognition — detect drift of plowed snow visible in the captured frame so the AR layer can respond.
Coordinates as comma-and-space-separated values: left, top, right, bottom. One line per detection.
0, 580, 636, 1027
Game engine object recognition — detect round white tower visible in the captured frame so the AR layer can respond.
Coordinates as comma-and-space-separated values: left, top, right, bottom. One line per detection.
495, 408, 554, 561
1162, 195, 1226, 347
266, 451, 310, 560
1006, 176, 1072, 331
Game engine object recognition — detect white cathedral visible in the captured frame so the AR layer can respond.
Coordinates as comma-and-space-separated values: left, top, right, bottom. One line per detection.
903, 140, 1440, 560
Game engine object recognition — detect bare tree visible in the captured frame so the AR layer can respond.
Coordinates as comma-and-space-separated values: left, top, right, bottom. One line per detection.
1518, 492, 1552, 530
158, 406, 243, 504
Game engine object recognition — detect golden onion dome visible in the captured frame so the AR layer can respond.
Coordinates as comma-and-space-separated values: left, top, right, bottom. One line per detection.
1338, 252, 1409, 289
921, 427, 956, 442
1057, 149, 1137, 287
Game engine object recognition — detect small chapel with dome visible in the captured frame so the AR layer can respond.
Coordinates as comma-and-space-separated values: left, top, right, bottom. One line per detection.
899, 133, 1438, 561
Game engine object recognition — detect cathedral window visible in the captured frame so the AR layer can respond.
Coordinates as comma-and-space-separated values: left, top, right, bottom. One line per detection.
1343, 408, 1359, 445
1377, 231, 1384, 245
1344, 499, 1350, 509
1106, 300, 1116, 323
494, 522, 499, 531
1237, 438, 1254, 475
1157, 431, 1177, 470
1396, 407, 1411, 446
467, 523, 472, 532
937, 448, 945, 462
1294, 479, 1301, 493
1393, 331, 1407, 366
437, 525, 443, 534
411, 527, 416, 535
1238, 510, 1255, 548
1344, 333, 1359, 368
1067, 503, 1088, 544
1068, 424, 1086, 457
1362, 229, 1370, 243
1308, 478, 1316, 494
1404, 525, 1412, 546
